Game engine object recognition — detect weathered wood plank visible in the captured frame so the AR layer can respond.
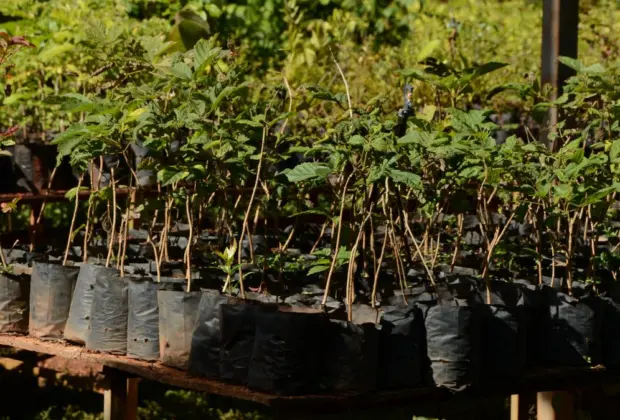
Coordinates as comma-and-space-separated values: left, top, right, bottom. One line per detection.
0, 333, 618, 414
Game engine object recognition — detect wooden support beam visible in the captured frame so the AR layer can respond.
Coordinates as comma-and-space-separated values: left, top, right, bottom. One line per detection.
537, 390, 575, 420
541, 0, 579, 149
103, 367, 138, 420
126, 378, 139, 420
511, 393, 534, 420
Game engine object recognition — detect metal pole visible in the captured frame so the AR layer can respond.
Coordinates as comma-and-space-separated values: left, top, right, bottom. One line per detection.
540, 0, 579, 149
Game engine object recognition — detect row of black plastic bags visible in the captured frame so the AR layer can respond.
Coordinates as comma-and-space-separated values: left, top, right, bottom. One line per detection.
3, 258, 620, 395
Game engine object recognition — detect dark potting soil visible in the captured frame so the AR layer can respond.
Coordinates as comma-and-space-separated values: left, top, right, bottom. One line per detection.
189, 291, 231, 379
378, 303, 425, 390
322, 320, 380, 394
247, 307, 326, 395
0, 263, 30, 334
86, 269, 128, 355
158, 290, 202, 370
127, 276, 160, 361
541, 285, 603, 367
64, 264, 117, 344
29, 262, 79, 340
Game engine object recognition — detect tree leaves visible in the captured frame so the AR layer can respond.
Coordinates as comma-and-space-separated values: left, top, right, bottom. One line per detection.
282, 162, 332, 183
171, 62, 193, 80
389, 169, 422, 189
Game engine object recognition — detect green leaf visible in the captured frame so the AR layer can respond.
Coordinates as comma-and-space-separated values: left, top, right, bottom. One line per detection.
157, 168, 189, 186
389, 169, 422, 189
171, 62, 193, 80
610, 140, 620, 161
237, 119, 263, 128
419, 105, 436, 122
581, 187, 614, 206
282, 162, 331, 183
64, 186, 88, 200
307, 265, 329, 276
38, 43, 73, 61
553, 184, 572, 200
348, 135, 365, 146
193, 38, 221, 70
558, 56, 582, 72
416, 40, 441, 62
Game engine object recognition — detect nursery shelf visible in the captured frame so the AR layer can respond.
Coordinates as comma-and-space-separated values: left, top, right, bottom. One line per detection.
1, 333, 619, 419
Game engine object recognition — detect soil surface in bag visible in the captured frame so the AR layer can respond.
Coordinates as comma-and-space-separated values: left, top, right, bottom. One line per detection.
323, 319, 380, 394
378, 303, 425, 390
29, 262, 79, 340
247, 306, 326, 395
158, 290, 201, 370
478, 281, 526, 381
542, 285, 602, 366
189, 292, 231, 379
219, 302, 260, 385
127, 276, 160, 360
65, 264, 115, 344
86, 269, 128, 354
0, 262, 30, 334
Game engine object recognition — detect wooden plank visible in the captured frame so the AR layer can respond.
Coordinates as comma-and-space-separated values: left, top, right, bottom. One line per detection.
0, 333, 617, 414
0, 334, 278, 406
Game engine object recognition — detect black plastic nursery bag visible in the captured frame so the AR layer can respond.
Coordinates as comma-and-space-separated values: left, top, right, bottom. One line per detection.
29, 262, 79, 340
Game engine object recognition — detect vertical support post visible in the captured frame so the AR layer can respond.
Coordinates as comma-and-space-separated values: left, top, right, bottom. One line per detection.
103, 367, 138, 420
511, 393, 534, 420
126, 378, 139, 420
541, 0, 579, 149
537, 390, 575, 420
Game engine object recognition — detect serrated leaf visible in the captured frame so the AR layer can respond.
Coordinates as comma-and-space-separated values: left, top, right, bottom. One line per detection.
171, 62, 193, 80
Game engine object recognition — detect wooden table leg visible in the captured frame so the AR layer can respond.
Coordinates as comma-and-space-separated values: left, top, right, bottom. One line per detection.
537, 390, 575, 420
103, 367, 138, 420
511, 393, 534, 420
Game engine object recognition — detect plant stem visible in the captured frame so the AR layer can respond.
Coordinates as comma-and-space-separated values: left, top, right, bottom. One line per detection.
330, 47, 353, 119
345, 206, 374, 321
371, 222, 389, 308
105, 168, 117, 268
30, 167, 58, 252
185, 192, 194, 292
238, 126, 267, 299
322, 172, 354, 306
63, 175, 84, 266
450, 214, 464, 273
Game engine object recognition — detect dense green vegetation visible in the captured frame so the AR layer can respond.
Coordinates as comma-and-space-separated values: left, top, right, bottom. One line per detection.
1, 0, 619, 143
